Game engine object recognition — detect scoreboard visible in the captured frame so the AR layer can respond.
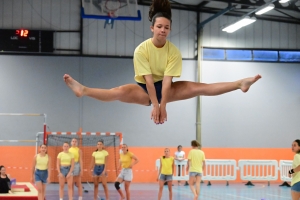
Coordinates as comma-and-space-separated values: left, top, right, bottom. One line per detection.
0, 29, 54, 53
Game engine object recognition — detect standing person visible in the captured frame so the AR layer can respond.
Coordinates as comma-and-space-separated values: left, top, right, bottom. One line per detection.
289, 139, 300, 200
0, 165, 12, 194
174, 145, 188, 186
63, 0, 261, 125
157, 148, 174, 200
90, 140, 109, 200
115, 144, 139, 200
186, 140, 205, 200
57, 142, 75, 200
69, 138, 83, 200
31, 144, 51, 200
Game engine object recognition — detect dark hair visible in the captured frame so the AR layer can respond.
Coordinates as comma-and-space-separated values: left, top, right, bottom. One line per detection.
95, 140, 104, 152
177, 145, 182, 149
148, 0, 172, 26
123, 144, 129, 152
294, 139, 300, 153
191, 140, 201, 148
0, 165, 4, 171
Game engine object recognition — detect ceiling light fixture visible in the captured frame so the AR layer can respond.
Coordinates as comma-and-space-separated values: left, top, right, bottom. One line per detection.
279, 0, 289, 3
255, 3, 275, 15
222, 16, 257, 33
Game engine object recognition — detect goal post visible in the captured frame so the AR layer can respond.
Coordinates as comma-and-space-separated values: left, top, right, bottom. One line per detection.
44, 132, 122, 183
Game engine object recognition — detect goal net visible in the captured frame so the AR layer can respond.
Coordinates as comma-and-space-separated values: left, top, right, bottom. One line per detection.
42, 132, 122, 183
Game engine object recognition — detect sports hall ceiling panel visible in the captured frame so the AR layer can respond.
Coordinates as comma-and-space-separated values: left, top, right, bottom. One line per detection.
138, 0, 300, 24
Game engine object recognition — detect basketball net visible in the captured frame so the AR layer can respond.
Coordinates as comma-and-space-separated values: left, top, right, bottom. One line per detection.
105, 0, 121, 18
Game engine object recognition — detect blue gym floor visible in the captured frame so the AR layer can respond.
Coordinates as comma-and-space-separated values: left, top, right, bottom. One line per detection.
45, 181, 292, 200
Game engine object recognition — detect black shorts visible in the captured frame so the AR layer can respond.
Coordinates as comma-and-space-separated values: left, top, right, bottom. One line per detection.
137, 81, 162, 104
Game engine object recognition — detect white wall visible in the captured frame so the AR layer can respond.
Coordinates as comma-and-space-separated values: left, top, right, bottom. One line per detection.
201, 61, 300, 148
201, 13, 300, 49
0, 55, 197, 147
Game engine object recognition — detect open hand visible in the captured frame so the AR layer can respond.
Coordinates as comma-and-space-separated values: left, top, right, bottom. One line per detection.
151, 105, 160, 124
159, 106, 167, 124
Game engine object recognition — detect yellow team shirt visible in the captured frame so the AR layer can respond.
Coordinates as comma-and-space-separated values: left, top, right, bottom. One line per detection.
188, 149, 205, 173
69, 147, 79, 162
134, 38, 182, 84
57, 152, 74, 165
36, 154, 48, 170
120, 151, 134, 169
92, 150, 109, 164
292, 153, 300, 186
161, 156, 174, 175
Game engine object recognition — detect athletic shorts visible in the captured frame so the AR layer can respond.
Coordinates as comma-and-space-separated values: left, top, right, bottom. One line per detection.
73, 162, 81, 176
137, 80, 162, 104
93, 165, 105, 176
60, 166, 72, 177
291, 181, 300, 192
118, 168, 133, 181
189, 172, 202, 177
35, 169, 48, 183
159, 174, 173, 181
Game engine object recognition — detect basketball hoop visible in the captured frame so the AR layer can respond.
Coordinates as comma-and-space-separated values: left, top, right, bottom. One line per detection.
105, 0, 121, 18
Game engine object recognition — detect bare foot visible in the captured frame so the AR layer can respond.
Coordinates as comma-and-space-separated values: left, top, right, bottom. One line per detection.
240, 74, 262, 92
63, 74, 84, 97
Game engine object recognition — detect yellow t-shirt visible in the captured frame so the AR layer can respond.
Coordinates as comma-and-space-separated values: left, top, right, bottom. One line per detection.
292, 153, 300, 186
161, 156, 174, 175
120, 151, 134, 169
36, 154, 48, 170
92, 150, 109, 164
57, 152, 74, 165
69, 147, 79, 162
134, 38, 182, 84
188, 149, 205, 173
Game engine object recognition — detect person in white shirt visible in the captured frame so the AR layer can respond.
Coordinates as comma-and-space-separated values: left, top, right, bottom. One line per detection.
174, 145, 188, 186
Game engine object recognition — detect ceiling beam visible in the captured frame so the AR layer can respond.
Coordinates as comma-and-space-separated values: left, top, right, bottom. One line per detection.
199, 7, 300, 24
208, 0, 300, 12
138, 0, 199, 11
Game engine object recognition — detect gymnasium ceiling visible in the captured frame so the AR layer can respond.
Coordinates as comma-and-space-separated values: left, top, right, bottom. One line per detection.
138, 0, 300, 24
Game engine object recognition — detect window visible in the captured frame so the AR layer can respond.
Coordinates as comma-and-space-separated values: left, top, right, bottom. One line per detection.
203, 48, 300, 62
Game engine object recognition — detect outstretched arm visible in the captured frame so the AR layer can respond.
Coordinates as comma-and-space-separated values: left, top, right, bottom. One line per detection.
144, 74, 160, 124
160, 76, 172, 124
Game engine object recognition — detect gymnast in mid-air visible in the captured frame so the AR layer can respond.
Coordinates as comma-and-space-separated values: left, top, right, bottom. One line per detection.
64, 0, 261, 125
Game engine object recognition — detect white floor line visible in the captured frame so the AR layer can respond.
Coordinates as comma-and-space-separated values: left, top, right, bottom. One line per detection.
266, 193, 290, 199
226, 194, 257, 200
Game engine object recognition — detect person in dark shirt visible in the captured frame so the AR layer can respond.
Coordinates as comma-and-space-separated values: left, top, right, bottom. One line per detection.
0, 165, 12, 194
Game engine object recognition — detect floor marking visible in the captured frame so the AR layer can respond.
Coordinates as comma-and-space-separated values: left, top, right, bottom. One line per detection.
266, 193, 290, 199
226, 194, 256, 200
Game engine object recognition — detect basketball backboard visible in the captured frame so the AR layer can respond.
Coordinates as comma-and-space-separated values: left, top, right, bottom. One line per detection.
81, 0, 141, 21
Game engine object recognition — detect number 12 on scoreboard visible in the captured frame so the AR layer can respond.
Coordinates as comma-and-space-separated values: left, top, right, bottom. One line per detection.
15, 29, 29, 37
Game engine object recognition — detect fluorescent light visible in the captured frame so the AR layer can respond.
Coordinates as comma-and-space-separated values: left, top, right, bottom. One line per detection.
255, 4, 275, 15
222, 16, 256, 33
279, 0, 289, 3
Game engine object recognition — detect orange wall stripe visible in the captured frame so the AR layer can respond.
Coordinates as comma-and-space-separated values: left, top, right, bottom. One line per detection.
0, 146, 293, 183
